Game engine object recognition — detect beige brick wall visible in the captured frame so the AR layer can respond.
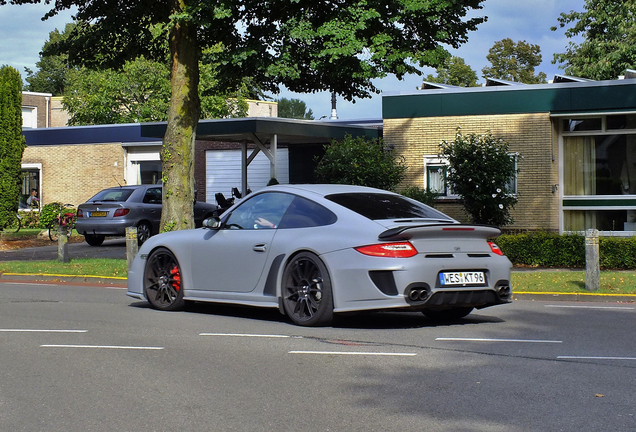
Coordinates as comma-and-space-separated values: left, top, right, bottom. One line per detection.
384, 113, 559, 231
50, 97, 70, 127
22, 143, 125, 207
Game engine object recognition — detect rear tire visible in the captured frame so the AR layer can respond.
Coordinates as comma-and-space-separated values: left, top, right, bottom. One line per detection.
143, 247, 185, 311
48, 220, 60, 241
137, 222, 152, 246
85, 234, 105, 246
422, 307, 473, 321
4, 213, 21, 233
281, 252, 333, 326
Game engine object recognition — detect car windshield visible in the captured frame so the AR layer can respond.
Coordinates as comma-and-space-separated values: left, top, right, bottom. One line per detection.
326, 193, 454, 221
88, 188, 135, 202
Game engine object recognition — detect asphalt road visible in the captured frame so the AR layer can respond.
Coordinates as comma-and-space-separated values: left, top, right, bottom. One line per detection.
0, 237, 127, 261
0, 280, 634, 431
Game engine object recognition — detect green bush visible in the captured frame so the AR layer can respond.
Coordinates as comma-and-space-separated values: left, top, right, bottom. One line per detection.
495, 231, 636, 269
400, 186, 437, 207
39, 202, 76, 228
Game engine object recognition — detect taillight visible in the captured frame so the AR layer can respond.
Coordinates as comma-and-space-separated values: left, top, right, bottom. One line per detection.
488, 241, 504, 256
114, 208, 130, 217
77, 209, 83, 217
355, 242, 418, 258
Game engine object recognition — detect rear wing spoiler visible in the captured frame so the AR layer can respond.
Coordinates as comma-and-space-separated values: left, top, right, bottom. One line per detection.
378, 224, 501, 241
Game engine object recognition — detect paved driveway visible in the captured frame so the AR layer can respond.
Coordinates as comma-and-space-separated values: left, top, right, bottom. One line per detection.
0, 238, 127, 261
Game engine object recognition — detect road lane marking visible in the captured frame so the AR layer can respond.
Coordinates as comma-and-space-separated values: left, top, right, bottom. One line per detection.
199, 333, 295, 338
0, 329, 87, 333
40, 344, 163, 350
545, 305, 634, 310
289, 351, 417, 356
558, 356, 636, 360
436, 338, 562, 343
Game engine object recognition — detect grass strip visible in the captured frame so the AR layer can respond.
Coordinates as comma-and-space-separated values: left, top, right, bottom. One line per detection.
0, 259, 127, 279
0, 258, 635, 296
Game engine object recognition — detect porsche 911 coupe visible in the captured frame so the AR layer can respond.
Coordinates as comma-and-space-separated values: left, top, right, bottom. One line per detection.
127, 184, 512, 326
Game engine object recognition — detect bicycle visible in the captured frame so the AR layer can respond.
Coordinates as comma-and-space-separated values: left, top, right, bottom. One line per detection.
48, 203, 75, 242
2, 212, 22, 234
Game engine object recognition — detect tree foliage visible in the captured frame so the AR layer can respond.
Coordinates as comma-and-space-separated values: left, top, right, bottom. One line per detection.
552, 0, 636, 80
315, 135, 407, 191
5, 0, 486, 232
439, 130, 518, 227
424, 56, 478, 87
481, 38, 547, 84
277, 98, 314, 120
0, 66, 27, 230
24, 23, 76, 94
63, 56, 248, 125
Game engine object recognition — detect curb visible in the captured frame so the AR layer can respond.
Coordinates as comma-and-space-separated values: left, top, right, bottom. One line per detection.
513, 292, 636, 303
0, 272, 127, 287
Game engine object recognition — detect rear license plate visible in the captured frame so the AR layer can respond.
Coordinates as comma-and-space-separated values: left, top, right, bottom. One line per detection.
90, 211, 107, 217
439, 271, 485, 286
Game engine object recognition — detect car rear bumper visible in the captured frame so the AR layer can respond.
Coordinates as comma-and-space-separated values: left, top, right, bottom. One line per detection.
75, 219, 134, 236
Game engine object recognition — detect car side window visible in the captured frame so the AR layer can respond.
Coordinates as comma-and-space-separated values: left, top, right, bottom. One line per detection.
143, 188, 162, 204
278, 196, 337, 228
224, 192, 295, 230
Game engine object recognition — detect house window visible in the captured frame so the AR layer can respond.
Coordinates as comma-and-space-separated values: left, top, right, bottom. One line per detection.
21, 107, 37, 129
561, 114, 636, 233
20, 164, 42, 209
423, 154, 517, 198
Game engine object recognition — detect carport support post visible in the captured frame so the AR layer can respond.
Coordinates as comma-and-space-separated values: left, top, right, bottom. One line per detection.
585, 229, 600, 292
57, 225, 70, 263
126, 226, 139, 271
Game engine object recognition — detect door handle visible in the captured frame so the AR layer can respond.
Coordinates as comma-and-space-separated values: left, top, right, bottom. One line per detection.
253, 244, 267, 252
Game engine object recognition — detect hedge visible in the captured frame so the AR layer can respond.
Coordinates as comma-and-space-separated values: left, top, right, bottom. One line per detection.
495, 231, 636, 270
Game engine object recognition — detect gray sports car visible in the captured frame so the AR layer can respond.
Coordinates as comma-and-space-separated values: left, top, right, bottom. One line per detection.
127, 184, 512, 326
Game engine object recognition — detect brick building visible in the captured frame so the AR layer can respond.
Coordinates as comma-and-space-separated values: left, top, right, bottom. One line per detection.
383, 75, 636, 234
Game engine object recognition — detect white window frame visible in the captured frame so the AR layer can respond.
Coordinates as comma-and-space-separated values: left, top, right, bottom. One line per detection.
423, 156, 457, 199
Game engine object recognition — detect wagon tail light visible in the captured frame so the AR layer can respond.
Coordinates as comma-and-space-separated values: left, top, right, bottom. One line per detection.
77, 209, 83, 217
114, 208, 130, 217
355, 242, 418, 258
488, 241, 504, 256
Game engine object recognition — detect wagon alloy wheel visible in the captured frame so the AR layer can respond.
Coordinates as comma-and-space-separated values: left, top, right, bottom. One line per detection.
282, 252, 333, 326
143, 247, 185, 311
137, 222, 152, 246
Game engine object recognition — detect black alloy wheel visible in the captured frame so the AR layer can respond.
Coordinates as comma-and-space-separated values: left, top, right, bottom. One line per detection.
282, 252, 333, 326
143, 247, 185, 311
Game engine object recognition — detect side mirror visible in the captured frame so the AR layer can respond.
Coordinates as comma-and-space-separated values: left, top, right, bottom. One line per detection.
203, 217, 221, 229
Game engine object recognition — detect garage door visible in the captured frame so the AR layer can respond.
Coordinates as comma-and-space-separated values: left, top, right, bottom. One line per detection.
205, 149, 289, 203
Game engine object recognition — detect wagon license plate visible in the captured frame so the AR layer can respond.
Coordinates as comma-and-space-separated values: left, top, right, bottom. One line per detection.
90, 211, 107, 217
439, 271, 485, 286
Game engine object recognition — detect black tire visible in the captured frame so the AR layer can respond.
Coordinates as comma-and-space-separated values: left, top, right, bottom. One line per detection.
422, 307, 474, 321
4, 213, 21, 233
48, 220, 60, 241
85, 234, 105, 246
143, 247, 185, 311
281, 252, 333, 326
137, 222, 152, 246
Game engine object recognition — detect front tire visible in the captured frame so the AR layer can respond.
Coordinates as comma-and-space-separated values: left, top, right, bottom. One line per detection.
48, 220, 59, 241
85, 234, 105, 246
422, 307, 473, 321
143, 247, 185, 311
282, 252, 333, 326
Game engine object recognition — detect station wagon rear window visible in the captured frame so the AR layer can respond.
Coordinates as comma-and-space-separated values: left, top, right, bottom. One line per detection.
88, 188, 135, 202
326, 193, 453, 221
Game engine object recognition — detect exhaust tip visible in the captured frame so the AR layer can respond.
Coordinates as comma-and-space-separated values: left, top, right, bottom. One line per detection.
406, 284, 431, 304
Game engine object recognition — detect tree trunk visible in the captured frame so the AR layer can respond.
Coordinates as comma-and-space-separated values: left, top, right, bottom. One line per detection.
160, 0, 201, 233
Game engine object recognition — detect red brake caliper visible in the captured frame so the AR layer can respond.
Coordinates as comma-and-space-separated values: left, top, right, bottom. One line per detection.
170, 266, 181, 292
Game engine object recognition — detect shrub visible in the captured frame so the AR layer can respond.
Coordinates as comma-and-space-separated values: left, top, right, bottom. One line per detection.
495, 231, 636, 269
400, 186, 437, 207
39, 202, 76, 228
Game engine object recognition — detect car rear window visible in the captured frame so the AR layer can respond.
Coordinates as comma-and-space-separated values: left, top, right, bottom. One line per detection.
326, 193, 453, 221
88, 188, 135, 202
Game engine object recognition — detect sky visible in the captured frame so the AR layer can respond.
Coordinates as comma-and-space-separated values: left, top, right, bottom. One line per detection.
0, 0, 587, 119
